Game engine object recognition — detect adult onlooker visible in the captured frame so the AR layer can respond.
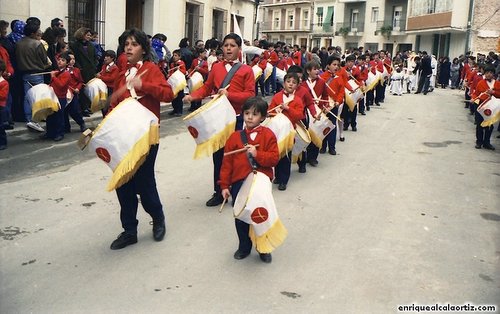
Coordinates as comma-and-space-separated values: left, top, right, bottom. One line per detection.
450, 58, 460, 89
42, 26, 66, 70
50, 18, 64, 29
178, 37, 193, 69
70, 27, 97, 115
15, 19, 49, 131
415, 51, 432, 95
90, 31, 105, 71
438, 56, 451, 88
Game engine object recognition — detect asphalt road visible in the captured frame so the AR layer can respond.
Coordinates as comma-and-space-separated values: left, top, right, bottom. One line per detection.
0, 89, 499, 313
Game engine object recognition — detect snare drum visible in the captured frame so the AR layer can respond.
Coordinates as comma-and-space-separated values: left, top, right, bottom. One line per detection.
233, 171, 287, 253
263, 63, 273, 81
183, 94, 236, 159
187, 71, 204, 93
291, 121, 311, 163
308, 105, 335, 148
276, 68, 286, 85
345, 79, 364, 112
89, 97, 160, 191
167, 69, 187, 97
26, 83, 61, 122
84, 78, 108, 113
365, 71, 381, 91
262, 113, 295, 159
252, 64, 263, 82
478, 96, 500, 127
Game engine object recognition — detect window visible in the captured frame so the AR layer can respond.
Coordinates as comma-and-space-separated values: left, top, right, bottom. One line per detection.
288, 10, 294, 29
410, 0, 452, 17
351, 9, 359, 31
68, 0, 105, 45
323, 6, 334, 32
371, 7, 379, 23
303, 10, 309, 28
393, 6, 402, 30
273, 10, 280, 29
317, 7, 323, 27
213, 9, 225, 40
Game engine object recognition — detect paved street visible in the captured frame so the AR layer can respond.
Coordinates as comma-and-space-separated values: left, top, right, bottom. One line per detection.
0, 89, 499, 313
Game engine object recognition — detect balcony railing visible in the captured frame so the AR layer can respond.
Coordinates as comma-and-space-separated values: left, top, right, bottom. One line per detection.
335, 22, 365, 36
260, 19, 312, 32
375, 17, 406, 33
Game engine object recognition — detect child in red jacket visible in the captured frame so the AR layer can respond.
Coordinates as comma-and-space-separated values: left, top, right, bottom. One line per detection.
0, 59, 9, 150
46, 52, 71, 141
65, 52, 87, 132
220, 96, 279, 263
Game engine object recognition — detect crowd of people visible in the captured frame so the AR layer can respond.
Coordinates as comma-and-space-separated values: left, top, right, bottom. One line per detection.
1, 17, 498, 260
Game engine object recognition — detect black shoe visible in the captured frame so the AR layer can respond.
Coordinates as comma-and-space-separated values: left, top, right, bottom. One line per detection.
278, 183, 287, 191
329, 149, 337, 155
308, 160, 318, 167
53, 135, 64, 142
168, 110, 176, 116
298, 165, 306, 173
0, 145, 6, 150
375, 102, 380, 106
272, 179, 278, 184
414, 92, 421, 94
343, 126, 348, 131
233, 249, 251, 260
174, 112, 182, 117
259, 253, 272, 263
110, 232, 138, 250
82, 110, 91, 117
360, 112, 366, 115
339, 137, 345, 142
151, 220, 166, 241
366, 106, 370, 111
483, 144, 495, 150
319, 148, 326, 154
3, 124, 13, 130
423, 92, 427, 95
80, 123, 87, 132
206, 193, 224, 207
475, 144, 482, 149
352, 126, 357, 132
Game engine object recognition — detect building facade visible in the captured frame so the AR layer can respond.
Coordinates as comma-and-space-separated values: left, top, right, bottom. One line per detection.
0, 0, 257, 51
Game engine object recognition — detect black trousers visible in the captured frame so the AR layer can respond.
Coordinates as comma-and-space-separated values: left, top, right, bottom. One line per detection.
116, 145, 164, 234
230, 180, 252, 253
475, 109, 494, 145
275, 152, 292, 185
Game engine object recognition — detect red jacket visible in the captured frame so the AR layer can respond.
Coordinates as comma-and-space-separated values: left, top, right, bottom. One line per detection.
116, 53, 128, 73
269, 90, 305, 126
301, 78, 328, 111
461, 63, 470, 80
352, 64, 368, 84
470, 72, 483, 96
169, 59, 187, 76
0, 78, 8, 107
189, 58, 208, 78
320, 71, 344, 104
292, 51, 302, 66
337, 67, 354, 91
110, 61, 174, 120
67, 66, 84, 92
297, 82, 318, 116
267, 50, 279, 66
219, 126, 279, 190
0, 46, 14, 78
99, 62, 119, 88
190, 61, 255, 115
473, 79, 500, 103
50, 69, 71, 98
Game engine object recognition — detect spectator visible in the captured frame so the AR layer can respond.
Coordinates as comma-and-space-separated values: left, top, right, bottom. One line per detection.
178, 37, 193, 69
450, 57, 460, 89
438, 56, 451, 88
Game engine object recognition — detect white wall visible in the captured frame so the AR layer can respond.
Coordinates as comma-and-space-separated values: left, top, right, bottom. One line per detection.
449, 32, 466, 57
418, 34, 434, 53
0, 0, 66, 32
104, 0, 126, 51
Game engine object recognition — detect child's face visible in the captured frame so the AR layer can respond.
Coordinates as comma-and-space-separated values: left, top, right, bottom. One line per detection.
223, 39, 240, 61
68, 54, 75, 66
484, 71, 494, 80
125, 35, 144, 64
172, 53, 180, 62
358, 59, 365, 66
307, 67, 319, 79
57, 57, 68, 69
217, 54, 223, 61
284, 78, 298, 94
199, 51, 207, 59
346, 60, 354, 69
104, 55, 114, 65
243, 108, 264, 129
327, 60, 340, 73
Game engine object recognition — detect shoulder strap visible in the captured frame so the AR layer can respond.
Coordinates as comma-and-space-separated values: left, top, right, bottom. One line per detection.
239, 131, 259, 171
220, 62, 243, 89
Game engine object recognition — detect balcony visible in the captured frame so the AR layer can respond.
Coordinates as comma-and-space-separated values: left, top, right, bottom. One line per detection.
260, 0, 312, 8
335, 22, 364, 37
260, 19, 312, 33
375, 17, 406, 36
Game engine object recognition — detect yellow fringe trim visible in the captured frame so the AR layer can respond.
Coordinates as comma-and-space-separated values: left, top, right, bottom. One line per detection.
91, 92, 107, 113
480, 111, 500, 127
192, 121, 236, 159
249, 219, 288, 254
172, 81, 188, 97
291, 152, 303, 164
366, 78, 381, 91
106, 124, 160, 191
309, 131, 324, 149
345, 97, 356, 112
277, 131, 295, 159
32, 99, 60, 122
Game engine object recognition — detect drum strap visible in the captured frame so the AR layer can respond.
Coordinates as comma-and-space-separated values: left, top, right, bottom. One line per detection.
239, 131, 260, 171
220, 63, 243, 89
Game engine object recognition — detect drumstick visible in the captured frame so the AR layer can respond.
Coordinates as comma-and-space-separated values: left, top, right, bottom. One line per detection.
109, 69, 149, 104
218, 197, 228, 213
322, 107, 342, 122
224, 144, 260, 156
167, 66, 180, 72
267, 100, 292, 113
27, 71, 54, 76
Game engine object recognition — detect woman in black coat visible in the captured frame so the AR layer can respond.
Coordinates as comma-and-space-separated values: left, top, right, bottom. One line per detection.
438, 56, 451, 88
70, 27, 97, 83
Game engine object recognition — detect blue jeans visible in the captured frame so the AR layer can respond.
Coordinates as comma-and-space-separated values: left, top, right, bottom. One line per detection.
23, 74, 45, 122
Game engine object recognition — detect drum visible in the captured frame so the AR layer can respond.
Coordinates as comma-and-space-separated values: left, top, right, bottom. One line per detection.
167, 69, 187, 97
345, 79, 364, 112
380, 65, 389, 79
261, 112, 295, 159
84, 78, 108, 113
365, 71, 381, 91
276, 68, 286, 84
25, 83, 60, 122
307, 105, 334, 148
187, 71, 204, 93
252, 64, 263, 82
66, 89, 74, 104
183, 94, 236, 159
233, 171, 287, 253
478, 96, 500, 127
88, 97, 160, 191
291, 121, 311, 163
263, 62, 273, 81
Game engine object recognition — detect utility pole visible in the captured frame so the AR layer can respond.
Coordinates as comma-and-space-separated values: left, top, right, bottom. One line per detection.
465, 0, 474, 54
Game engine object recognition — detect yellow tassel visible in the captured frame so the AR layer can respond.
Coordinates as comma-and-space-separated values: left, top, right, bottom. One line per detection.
193, 121, 236, 159
249, 219, 288, 254
32, 99, 60, 122
480, 111, 500, 127
106, 124, 160, 191
345, 97, 355, 112
309, 131, 324, 149
276, 131, 295, 159
91, 92, 107, 113
172, 82, 188, 97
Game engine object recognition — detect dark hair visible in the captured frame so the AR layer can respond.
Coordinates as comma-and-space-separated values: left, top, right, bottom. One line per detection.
242, 96, 268, 117
10, 19, 18, 31
179, 37, 190, 48
326, 54, 341, 65
172, 49, 181, 56
0, 59, 6, 73
23, 22, 39, 36
345, 54, 356, 62
120, 28, 152, 62
0, 20, 8, 30
58, 51, 71, 63
26, 17, 41, 27
484, 64, 495, 73
216, 49, 223, 55
287, 65, 303, 75
51, 18, 63, 28
104, 50, 116, 59
357, 54, 365, 61
223, 33, 242, 47
304, 61, 321, 72
284, 72, 300, 83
